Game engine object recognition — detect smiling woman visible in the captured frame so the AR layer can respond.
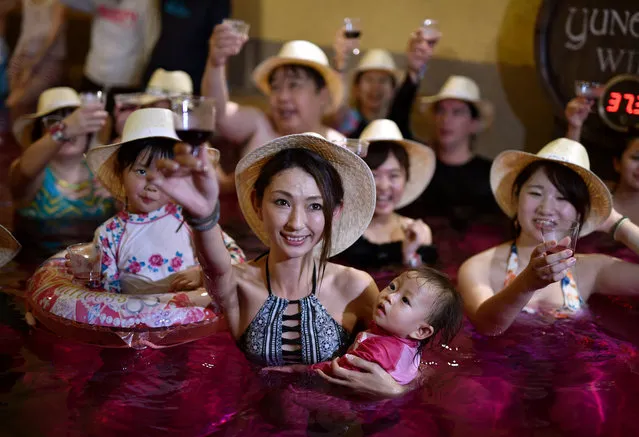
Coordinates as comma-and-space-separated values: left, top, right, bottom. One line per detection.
457, 138, 639, 336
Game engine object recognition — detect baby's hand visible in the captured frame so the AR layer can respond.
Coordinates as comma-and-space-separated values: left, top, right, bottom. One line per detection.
170, 266, 203, 291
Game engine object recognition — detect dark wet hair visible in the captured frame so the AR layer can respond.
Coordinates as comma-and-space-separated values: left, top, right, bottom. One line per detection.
413, 266, 463, 353
511, 160, 590, 236
253, 148, 344, 274
115, 137, 178, 175
613, 127, 639, 161
363, 141, 410, 180
268, 65, 326, 92
31, 107, 77, 143
353, 70, 397, 89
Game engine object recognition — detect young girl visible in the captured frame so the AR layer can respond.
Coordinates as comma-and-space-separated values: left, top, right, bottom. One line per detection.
9, 86, 115, 259
302, 267, 462, 385
86, 107, 244, 294
7, 0, 67, 120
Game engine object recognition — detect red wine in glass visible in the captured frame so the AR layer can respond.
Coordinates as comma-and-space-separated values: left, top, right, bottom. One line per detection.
175, 129, 213, 147
344, 30, 361, 39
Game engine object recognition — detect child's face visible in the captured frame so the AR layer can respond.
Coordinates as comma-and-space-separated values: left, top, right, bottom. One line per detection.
122, 151, 171, 214
374, 272, 435, 341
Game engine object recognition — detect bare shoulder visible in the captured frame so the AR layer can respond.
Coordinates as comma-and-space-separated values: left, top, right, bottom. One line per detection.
325, 262, 377, 299
460, 243, 504, 273
232, 259, 263, 287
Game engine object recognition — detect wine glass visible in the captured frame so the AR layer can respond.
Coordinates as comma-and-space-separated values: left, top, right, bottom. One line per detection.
223, 18, 250, 38
170, 96, 215, 151
343, 17, 361, 55
541, 220, 580, 256
421, 19, 442, 45
575, 80, 604, 112
335, 138, 369, 157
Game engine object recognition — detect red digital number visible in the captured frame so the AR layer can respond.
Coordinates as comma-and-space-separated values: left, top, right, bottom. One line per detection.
624, 93, 636, 114
634, 95, 639, 115
607, 92, 622, 113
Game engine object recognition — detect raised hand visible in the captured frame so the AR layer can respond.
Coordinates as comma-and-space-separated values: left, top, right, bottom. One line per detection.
332, 25, 357, 72
64, 103, 109, 137
148, 143, 220, 220
402, 218, 432, 261
565, 97, 592, 128
207, 22, 248, 68
521, 239, 576, 291
406, 27, 438, 79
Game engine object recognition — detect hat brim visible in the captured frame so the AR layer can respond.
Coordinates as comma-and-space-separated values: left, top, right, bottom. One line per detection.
252, 57, 344, 114
490, 150, 612, 236
0, 225, 21, 268
369, 138, 436, 209
421, 95, 494, 132
87, 136, 220, 203
13, 105, 80, 148
235, 133, 376, 257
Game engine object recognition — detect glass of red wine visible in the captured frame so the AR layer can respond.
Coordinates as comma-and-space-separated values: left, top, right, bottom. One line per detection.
343, 17, 361, 55
575, 80, 604, 112
170, 96, 215, 153
541, 219, 580, 256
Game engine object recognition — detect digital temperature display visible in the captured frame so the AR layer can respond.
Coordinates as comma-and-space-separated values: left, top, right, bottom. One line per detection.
599, 75, 639, 132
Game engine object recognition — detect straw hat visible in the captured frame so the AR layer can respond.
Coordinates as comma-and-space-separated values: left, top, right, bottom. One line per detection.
354, 49, 399, 78
87, 108, 219, 202
252, 40, 344, 113
13, 87, 81, 146
359, 119, 436, 209
235, 133, 376, 257
420, 75, 494, 131
0, 225, 21, 269
147, 69, 193, 95
490, 138, 612, 236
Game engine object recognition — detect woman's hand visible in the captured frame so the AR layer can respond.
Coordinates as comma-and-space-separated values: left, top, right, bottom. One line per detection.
565, 97, 592, 129
170, 266, 203, 291
64, 104, 109, 137
332, 25, 357, 72
148, 143, 220, 220
207, 22, 248, 68
406, 28, 436, 80
520, 239, 576, 291
316, 354, 407, 398
402, 219, 432, 263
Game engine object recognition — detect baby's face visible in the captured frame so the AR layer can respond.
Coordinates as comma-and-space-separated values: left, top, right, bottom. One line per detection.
374, 272, 436, 341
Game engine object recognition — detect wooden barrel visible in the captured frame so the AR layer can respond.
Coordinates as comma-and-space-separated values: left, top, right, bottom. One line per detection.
535, 0, 638, 151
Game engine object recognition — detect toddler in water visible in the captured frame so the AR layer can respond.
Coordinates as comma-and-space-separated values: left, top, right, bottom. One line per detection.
86, 108, 244, 294
311, 266, 463, 384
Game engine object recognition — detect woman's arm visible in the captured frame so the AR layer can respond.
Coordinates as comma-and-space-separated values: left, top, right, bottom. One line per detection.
9, 103, 108, 202
20, 1, 66, 78
201, 23, 262, 145
458, 241, 576, 335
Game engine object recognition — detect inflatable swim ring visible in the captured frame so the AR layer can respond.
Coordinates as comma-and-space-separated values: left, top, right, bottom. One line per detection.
25, 255, 226, 348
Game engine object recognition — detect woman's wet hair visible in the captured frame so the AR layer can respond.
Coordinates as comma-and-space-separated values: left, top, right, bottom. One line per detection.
115, 137, 178, 175
413, 266, 463, 353
512, 160, 591, 236
268, 65, 326, 92
364, 141, 410, 180
253, 148, 344, 273
32, 107, 76, 143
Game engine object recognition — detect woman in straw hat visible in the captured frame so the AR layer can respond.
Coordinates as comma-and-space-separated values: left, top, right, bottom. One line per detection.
331, 26, 437, 139
202, 23, 345, 158
86, 108, 244, 294
336, 119, 437, 271
401, 75, 501, 224
457, 138, 639, 335
8, 86, 114, 256
148, 133, 418, 396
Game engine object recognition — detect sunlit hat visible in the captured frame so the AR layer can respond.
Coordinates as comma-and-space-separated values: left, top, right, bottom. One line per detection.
354, 49, 399, 78
13, 87, 81, 147
235, 133, 375, 256
420, 75, 494, 131
490, 138, 612, 236
360, 119, 436, 209
252, 40, 344, 113
87, 108, 219, 202
147, 68, 193, 95
0, 225, 21, 269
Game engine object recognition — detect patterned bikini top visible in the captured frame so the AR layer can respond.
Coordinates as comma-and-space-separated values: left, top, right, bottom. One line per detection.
238, 254, 351, 366
504, 242, 583, 316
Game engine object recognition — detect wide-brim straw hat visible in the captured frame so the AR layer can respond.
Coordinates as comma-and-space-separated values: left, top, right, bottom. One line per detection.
0, 225, 21, 269
147, 68, 193, 95
490, 138, 612, 236
252, 40, 344, 114
359, 119, 435, 209
354, 49, 401, 81
87, 108, 219, 202
13, 87, 81, 147
235, 133, 376, 257
420, 75, 494, 131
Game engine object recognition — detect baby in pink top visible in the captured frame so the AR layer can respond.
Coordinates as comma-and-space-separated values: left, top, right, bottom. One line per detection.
312, 267, 463, 385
